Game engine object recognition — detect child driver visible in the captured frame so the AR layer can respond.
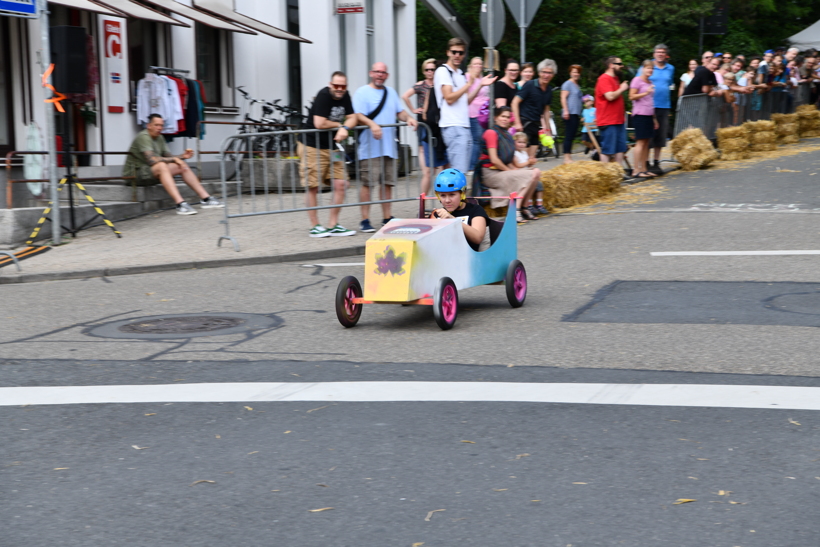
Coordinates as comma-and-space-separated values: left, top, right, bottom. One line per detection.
430, 168, 491, 252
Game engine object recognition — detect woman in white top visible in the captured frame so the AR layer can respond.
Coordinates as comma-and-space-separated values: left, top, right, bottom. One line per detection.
678, 59, 698, 97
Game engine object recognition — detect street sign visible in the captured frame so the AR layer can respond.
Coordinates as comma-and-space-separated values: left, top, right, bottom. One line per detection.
480, 0, 505, 48
503, 0, 542, 28
0, 0, 37, 18
336, 0, 364, 14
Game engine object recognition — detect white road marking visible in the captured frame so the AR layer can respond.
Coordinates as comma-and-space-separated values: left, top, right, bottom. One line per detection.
301, 263, 365, 267
1, 382, 819, 410
651, 250, 820, 256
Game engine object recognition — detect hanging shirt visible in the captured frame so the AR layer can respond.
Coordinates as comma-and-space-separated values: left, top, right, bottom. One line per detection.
158, 76, 184, 134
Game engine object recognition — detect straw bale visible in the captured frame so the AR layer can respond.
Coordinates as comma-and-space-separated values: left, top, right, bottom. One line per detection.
539, 160, 623, 209
720, 151, 750, 161
716, 126, 747, 139
775, 122, 799, 136
777, 135, 800, 144
749, 131, 776, 144
743, 120, 776, 133
799, 129, 820, 138
750, 143, 778, 152
771, 113, 798, 124
796, 104, 818, 114
718, 137, 748, 152
670, 128, 719, 170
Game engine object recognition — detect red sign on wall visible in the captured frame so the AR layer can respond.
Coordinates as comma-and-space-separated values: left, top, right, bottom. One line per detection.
100, 18, 126, 114
336, 1, 364, 14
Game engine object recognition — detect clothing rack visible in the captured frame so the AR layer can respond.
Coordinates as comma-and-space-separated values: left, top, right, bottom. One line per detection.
150, 66, 191, 76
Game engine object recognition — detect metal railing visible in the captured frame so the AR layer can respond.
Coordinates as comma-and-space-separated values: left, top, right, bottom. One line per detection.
216, 122, 431, 251
673, 82, 815, 139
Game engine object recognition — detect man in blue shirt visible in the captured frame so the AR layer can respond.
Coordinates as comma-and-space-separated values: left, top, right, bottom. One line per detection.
353, 62, 418, 233
645, 44, 675, 174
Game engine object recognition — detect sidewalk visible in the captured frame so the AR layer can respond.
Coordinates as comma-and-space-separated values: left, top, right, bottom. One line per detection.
0, 151, 671, 284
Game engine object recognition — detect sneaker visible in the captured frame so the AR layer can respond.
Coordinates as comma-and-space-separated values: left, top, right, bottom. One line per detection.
535, 204, 549, 216
360, 219, 376, 233
382, 216, 395, 225
648, 161, 664, 175
200, 196, 224, 208
527, 206, 542, 219
309, 225, 330, 238
327, 224, 356, 237
176, 201, 197, 215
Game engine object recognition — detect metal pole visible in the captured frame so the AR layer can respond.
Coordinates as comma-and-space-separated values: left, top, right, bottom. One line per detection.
698, 18, 704, 56
520, 1, 526, 63
488, 0, 495, 130
40, 4, 61, 244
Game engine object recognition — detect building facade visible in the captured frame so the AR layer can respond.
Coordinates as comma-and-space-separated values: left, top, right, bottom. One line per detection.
0, 0, 417, 203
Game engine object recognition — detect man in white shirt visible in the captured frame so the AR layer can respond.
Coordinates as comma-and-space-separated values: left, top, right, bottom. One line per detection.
434, 37, 494, 174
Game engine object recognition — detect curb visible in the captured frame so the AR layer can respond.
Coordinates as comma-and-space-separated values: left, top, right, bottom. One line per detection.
0, 245, 367, 285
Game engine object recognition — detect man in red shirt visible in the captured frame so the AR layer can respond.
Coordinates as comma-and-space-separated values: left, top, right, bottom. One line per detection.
594, 56, 630, 165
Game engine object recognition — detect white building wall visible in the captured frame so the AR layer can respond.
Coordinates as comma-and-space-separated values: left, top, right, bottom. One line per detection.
7, 0, 417, 175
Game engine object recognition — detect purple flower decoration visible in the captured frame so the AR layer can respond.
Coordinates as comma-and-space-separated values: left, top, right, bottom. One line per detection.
374, 246, 407, 276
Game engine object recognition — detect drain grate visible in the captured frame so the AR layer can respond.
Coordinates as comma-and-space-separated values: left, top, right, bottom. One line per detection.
87, 312, 281, 340
119, 316, 244, 335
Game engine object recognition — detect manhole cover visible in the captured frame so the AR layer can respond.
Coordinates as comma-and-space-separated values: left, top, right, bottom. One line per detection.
119, 316, 245, 334
87, 313, 281, 340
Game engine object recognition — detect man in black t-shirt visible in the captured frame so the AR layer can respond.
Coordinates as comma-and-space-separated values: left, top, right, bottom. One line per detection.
300, 71, 381, 238
683, 57, 722, 97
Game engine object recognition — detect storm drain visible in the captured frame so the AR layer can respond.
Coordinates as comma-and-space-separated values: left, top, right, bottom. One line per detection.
87, 313, 280, 340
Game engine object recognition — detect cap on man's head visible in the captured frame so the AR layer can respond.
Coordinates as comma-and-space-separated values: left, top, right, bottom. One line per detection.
765, 49, 774, 54
715, 52, 723, 57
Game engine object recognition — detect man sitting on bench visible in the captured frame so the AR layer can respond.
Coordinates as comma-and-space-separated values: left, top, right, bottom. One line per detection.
124, 113, 223, 215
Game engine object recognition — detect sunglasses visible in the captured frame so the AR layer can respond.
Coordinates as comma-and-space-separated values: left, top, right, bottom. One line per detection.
330, 83, 347, 90
424, 68, 435, 72
449, 50, 465, 56
612, 62, 624, 66
371, 70, 387, 75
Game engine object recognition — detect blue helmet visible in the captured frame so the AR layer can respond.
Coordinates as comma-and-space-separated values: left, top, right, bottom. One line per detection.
434, 168, 467, 194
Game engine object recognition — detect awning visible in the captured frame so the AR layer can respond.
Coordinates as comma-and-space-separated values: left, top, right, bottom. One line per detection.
788, 18, 820, 51
139, 0, 255, 34
193, 0, 310, 43
48, 0, 122, 16
94, 0, 189, 26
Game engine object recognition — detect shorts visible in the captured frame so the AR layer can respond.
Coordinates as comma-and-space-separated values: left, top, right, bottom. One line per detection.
521, 119, 540, 146
598, 124, 628, 155
650, 108, 670, 148
632, 115, 654, 141
297, 142, 347, 188
359, 156, 396, 187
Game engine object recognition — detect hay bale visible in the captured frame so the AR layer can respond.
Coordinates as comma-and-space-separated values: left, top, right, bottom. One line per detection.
771, 113, 798, 124
720, 151, 750, 161
539, 160, 623, 209
744, 120, 775, 133
796, 104, 817, 114
670, 128, 719, 171
775, 122, 799, 136
799, 129, 820, 138
778, 134, 800, 144
719, 137, 748, 152
750, 143, 778, 152
749, 131, 776, 144
716, 126, 747, 140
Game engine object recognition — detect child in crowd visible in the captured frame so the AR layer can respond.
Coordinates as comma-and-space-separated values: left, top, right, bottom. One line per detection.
430, 168, 491, 252
580, 95, 597, 154
511, 133, 548, 216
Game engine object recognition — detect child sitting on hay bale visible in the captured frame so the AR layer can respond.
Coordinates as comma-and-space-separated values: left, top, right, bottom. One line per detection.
716, 126, 750, 161
796, 105, 820, 138
539, 161, 622, 210
669, 128, 719, 171
742, 120, 777, 152
771, 113, 800, 145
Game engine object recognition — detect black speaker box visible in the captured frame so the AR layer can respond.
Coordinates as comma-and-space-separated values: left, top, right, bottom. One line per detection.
50, 26, 88, 94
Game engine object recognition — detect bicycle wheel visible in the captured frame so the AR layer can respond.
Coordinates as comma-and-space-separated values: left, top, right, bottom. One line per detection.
225, 135, 248, 181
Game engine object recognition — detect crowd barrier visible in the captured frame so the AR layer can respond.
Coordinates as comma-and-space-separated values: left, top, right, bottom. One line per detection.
216, 122, 432, 251
673, 82, 815, 140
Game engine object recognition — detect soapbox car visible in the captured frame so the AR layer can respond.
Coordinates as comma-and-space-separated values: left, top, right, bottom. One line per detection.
334, 194, 527, 330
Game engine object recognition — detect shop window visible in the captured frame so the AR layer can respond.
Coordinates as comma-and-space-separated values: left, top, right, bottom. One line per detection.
127, 17, 170, 102
196, 22, 232, 106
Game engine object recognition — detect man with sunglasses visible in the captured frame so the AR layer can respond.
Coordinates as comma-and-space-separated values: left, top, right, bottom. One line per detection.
434, 37, 495, 174
594, 56, 630, 166
300, 71, 380, 238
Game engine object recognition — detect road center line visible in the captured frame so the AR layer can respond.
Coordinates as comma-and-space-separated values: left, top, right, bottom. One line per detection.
1, 382, 819, 410
650, 250, 820, 256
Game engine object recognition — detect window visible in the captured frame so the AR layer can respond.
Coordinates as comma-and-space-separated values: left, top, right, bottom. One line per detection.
0, 18, 13, 154
195, 22, 232, 107
127, 17, 170, 101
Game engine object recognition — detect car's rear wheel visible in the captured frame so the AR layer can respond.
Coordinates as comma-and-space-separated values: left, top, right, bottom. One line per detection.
505, 260, 527, 308
335, 276, 363, 327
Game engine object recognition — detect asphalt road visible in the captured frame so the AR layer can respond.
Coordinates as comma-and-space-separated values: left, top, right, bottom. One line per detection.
3, 149, 820, 546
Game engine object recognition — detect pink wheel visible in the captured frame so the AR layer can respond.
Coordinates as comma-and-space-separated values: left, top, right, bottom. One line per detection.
335, 276, 363, 327
505, 260, 527, 308
433, 277, 458, 330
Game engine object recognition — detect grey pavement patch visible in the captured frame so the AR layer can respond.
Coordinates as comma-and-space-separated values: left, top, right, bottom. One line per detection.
87, 313, 280, 340
565, 280, 820, 327
0, 245, 366, 285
